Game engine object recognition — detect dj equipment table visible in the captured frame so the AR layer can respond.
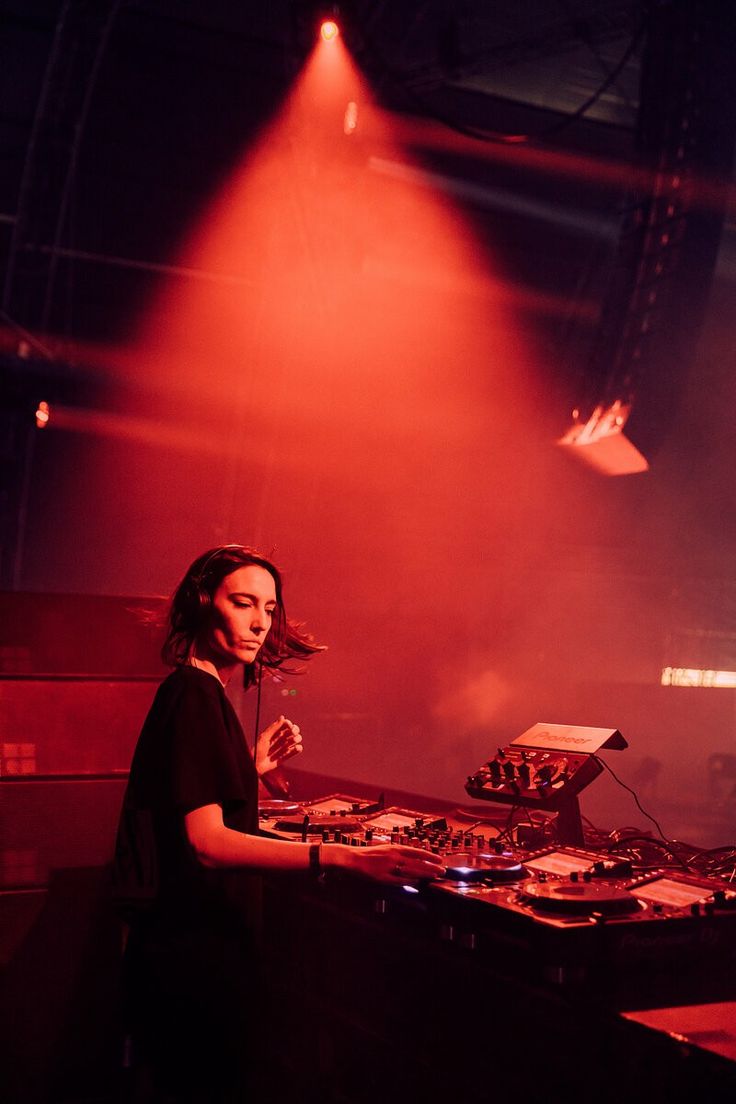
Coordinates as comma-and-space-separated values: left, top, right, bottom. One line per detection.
257, 784, 736, 1103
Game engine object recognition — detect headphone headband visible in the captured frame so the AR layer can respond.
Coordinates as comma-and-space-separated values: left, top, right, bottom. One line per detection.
193, 544, 246, 583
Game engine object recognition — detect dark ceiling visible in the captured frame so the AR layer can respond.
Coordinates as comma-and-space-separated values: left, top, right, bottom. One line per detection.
2, 0, 736, 591
0, 0, 644, 348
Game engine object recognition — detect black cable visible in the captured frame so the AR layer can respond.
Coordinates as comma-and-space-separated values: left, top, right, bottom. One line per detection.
253, 659, 263, 761
594, 754, 669, 841
353, 8, 646, 148
517, 17, 646, 143
686, 845, 736, 880
497, 804, 520, 844
605, 833, 690, 870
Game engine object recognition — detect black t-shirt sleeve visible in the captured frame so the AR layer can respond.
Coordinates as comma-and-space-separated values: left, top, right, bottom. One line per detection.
166, 674, 251, 815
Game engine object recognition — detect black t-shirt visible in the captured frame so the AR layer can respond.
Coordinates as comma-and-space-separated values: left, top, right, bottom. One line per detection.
114, 665, 260, 937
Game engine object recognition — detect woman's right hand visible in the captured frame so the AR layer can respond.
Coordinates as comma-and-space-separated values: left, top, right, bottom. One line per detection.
326, 843, 445, 885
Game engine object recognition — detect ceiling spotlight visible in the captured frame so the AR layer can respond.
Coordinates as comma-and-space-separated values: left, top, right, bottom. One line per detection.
320, 19, 339, 42
557, 400, 648, 476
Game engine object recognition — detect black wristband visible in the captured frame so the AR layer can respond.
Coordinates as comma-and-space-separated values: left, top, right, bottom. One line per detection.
308, 842, 322, 876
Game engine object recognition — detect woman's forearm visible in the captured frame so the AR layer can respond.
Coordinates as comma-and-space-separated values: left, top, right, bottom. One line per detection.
184, 803, 445, 883
185, 804, 317, 870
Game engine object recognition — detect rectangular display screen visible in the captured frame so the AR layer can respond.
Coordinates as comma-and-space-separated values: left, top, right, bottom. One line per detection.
365, 812, 417, 831
632, 878, 709, 908
307, 798, 355, 814
525, 851, 593, 876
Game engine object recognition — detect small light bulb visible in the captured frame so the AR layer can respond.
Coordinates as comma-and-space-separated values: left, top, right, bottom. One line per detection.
320, 19, 339, 42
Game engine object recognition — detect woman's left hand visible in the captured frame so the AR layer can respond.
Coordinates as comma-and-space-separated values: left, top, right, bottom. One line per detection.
256, 715, 303, 777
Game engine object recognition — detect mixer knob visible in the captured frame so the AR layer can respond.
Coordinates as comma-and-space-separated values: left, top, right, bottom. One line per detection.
502, 760, 515, 780
570, 872, 579, 883
493, 841, 504, 854
582, 871, 592, 883
365, 829, 374, 843
517, 762, 531, 786
489, 760, 502, 782
714, 890, 727, 907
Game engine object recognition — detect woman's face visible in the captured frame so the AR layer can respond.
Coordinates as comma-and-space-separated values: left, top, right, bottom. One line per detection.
201, 564, 278, 668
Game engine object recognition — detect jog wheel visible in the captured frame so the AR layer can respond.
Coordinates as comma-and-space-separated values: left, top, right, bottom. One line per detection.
523, 880, 641, 916
443, 852, 528, 884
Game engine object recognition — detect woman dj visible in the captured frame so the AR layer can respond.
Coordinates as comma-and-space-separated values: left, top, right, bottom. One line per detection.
114, 544, 443, 1102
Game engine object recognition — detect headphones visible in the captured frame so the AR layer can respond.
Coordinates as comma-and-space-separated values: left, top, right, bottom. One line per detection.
186, 544, 248, 618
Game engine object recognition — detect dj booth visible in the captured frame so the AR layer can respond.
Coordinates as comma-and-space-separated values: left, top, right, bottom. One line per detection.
2, 592, 736, 1102
255, 772, 736, 1103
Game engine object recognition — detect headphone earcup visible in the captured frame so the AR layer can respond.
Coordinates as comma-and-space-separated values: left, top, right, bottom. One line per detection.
181, 573, 211, 626
187, 544, 244, 625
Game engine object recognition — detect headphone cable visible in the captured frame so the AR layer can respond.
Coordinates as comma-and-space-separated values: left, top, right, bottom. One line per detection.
253, 659, 263, 761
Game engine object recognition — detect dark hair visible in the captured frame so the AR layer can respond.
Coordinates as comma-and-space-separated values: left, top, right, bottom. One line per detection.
162, 545, 324, 688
